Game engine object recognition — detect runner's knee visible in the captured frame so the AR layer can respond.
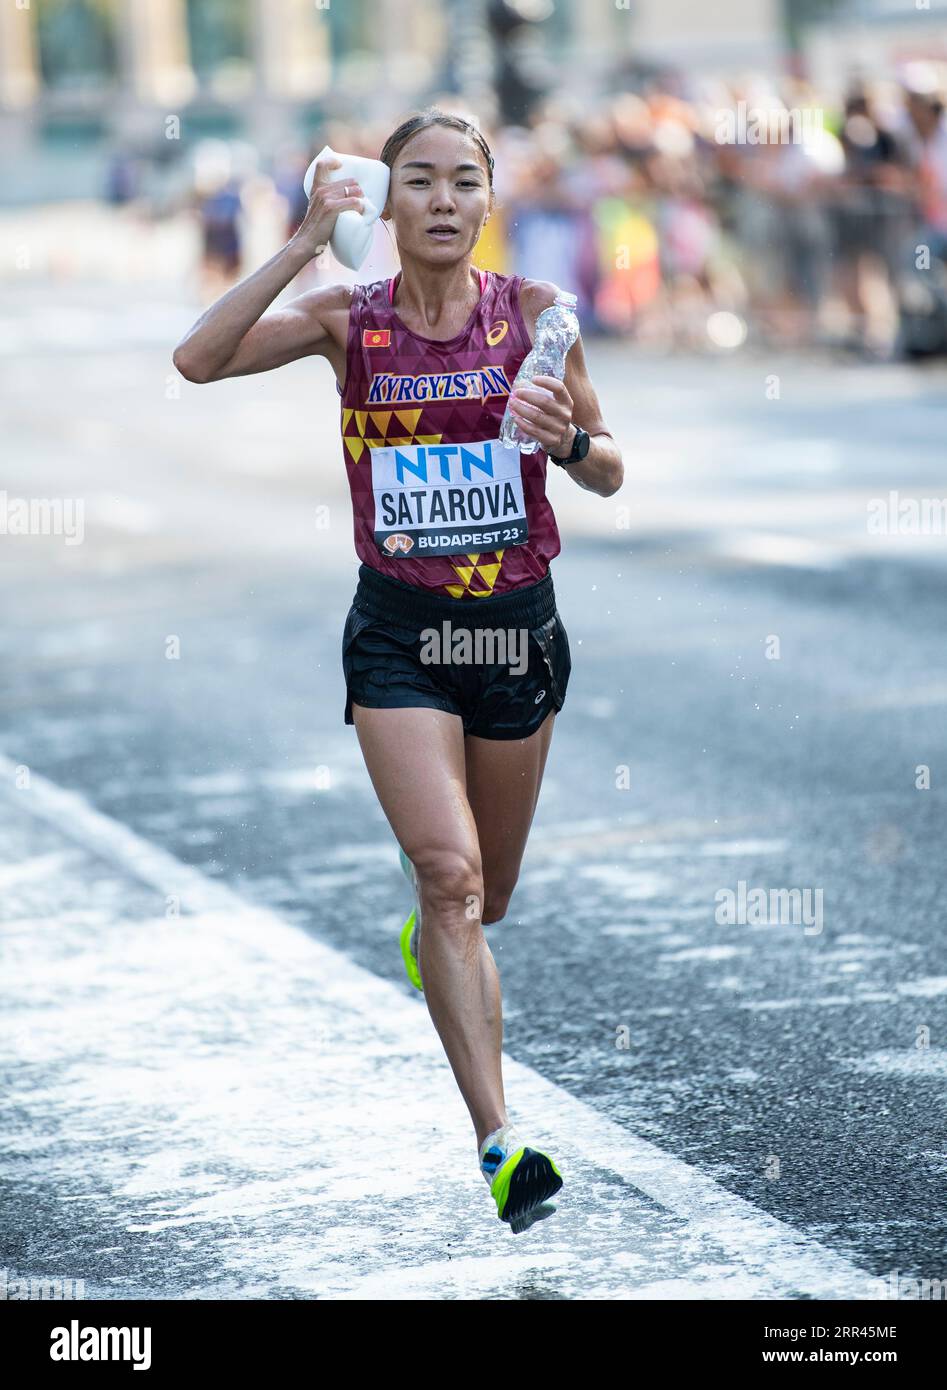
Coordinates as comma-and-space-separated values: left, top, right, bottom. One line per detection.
412, 846, 483, 922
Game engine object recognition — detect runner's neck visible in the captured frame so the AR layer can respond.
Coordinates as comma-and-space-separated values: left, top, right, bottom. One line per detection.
388, 267, 488, 303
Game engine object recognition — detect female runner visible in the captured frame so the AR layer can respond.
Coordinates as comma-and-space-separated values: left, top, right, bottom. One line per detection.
172, 109, 623, 1234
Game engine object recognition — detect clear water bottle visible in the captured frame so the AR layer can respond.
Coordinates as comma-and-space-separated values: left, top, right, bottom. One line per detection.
499, 290, 580, 454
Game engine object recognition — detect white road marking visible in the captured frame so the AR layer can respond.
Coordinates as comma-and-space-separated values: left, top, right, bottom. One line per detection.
0, 753, 883, 1298
0, 850, 80, 887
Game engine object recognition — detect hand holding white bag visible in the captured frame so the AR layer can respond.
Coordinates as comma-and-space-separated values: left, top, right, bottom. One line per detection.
302, 144, 391, 271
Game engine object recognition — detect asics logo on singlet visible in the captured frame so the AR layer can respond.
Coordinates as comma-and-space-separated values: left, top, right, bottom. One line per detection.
534, 689, 546, 704
366, 365, 512, 405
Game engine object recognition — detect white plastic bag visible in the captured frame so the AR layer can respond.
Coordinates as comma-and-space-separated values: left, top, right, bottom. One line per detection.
302, 144, 391, 271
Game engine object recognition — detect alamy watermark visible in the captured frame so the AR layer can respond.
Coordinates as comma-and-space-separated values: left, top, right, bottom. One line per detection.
715, 102, 824, 146
0, 491, 84, 544
420, 622, 528, 676
868, 491, 947, 535
50, 1323, 151, 1369
1, 1266, 85, 1299
715, 880, 823, 935
873, 1269, 946, 1300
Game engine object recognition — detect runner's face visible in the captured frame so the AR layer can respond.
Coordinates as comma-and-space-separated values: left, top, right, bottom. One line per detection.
383, 128, 491, 260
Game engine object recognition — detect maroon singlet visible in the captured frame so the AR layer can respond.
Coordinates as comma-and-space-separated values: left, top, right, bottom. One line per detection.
336, 267, 562, 597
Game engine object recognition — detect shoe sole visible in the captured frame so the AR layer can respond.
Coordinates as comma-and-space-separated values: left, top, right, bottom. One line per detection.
491, 1147, 563, 1230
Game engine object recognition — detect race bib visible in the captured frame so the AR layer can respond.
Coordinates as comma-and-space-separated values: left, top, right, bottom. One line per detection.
370, 437, 528, 557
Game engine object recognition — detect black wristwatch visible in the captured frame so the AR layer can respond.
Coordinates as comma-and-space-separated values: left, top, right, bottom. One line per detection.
548, 424, 591, 466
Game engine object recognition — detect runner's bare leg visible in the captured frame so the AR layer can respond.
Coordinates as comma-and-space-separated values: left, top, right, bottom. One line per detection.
351, 704, 505, 1147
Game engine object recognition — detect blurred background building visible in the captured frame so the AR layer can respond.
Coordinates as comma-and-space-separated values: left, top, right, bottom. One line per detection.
0, 0, 828, 200
3, 0, 947, 357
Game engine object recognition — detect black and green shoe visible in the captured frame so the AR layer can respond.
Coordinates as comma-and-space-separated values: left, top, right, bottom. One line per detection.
398, 846, 423, 992
481, 1129, 563, 1233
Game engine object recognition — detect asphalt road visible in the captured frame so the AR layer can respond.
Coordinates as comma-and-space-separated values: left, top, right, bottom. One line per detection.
1, 279, 946, 1296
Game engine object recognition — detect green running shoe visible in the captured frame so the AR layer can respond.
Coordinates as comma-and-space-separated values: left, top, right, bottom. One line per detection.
480, 1125, 563, 1233
398, 846, 423, 991
399, 907, 423, 991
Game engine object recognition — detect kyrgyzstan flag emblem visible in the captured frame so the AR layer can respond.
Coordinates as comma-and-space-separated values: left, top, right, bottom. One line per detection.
362, 328, 391, 348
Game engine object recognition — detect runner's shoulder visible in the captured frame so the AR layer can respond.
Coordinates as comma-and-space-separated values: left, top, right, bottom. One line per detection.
292, 279, 356, 322
283, 280, 357, 350
518, 279, 564, 335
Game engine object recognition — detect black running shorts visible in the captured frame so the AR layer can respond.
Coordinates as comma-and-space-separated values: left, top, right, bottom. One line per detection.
341, 564, 571, 739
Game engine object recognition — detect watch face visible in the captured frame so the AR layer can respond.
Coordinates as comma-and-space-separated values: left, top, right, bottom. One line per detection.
575, 428, 590, 459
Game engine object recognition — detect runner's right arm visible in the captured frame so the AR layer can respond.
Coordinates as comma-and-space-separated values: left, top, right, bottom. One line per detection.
173, 277, 349, 381
172, 157, 363, 383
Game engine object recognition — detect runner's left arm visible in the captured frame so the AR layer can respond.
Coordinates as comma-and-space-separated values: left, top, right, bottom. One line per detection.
509, 298, 623, 497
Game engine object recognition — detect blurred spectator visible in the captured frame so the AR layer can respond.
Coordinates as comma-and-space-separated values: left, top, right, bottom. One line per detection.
104, 149, 140, 206
43, 55, 947, 359
899, 68, 947, 251
827, 87, 911, 350
198, 177, 244, 295
275, 149, 314, 242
